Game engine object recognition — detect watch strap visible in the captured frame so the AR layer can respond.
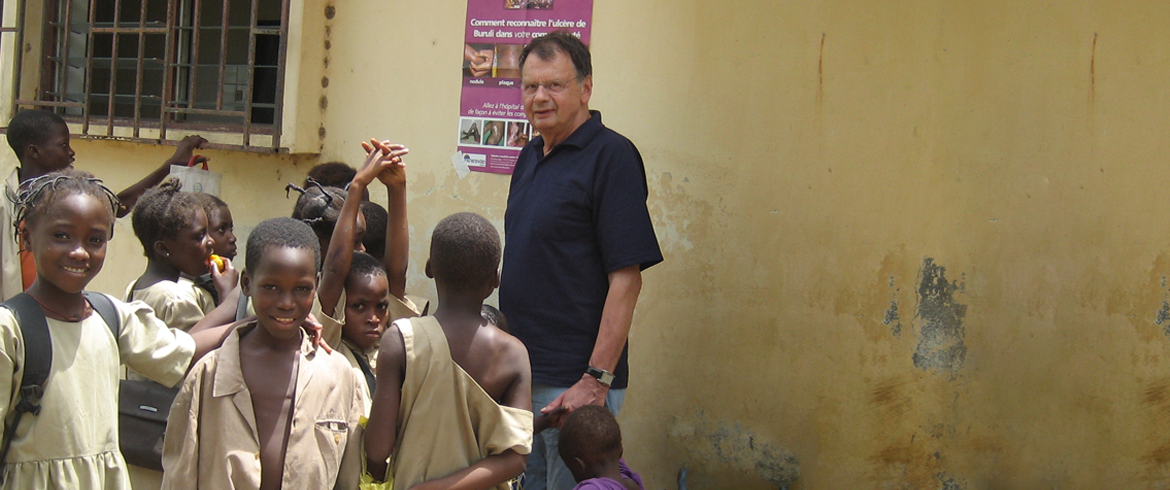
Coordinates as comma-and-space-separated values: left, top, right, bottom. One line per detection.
586, 367, 615, 387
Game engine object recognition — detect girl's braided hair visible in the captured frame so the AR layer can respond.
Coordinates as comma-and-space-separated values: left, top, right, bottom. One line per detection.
131, 178, 202, 258
8, 168, 119, 242
286, 178, 346, 242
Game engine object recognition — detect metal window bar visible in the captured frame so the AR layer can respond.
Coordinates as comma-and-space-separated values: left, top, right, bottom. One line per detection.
12, 0, 288, 153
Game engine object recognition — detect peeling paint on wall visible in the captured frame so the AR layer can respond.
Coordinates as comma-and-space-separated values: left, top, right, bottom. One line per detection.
913, 258, 968, 373
670, 411, 800, 486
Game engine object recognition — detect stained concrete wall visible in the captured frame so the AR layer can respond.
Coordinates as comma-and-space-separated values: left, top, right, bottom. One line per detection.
5, 0, 1170, 488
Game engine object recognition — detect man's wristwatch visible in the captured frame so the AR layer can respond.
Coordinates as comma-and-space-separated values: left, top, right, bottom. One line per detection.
585, 367, 615, 387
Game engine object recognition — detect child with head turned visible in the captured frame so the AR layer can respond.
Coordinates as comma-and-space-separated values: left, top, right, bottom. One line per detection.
3, 109, 208, 300
365, 212, 533, 490
188, 192, 237, 304
557, 406, 643, 490
128, 180, 241, 336
0, 169, 240, 489
160, 217, 364, 490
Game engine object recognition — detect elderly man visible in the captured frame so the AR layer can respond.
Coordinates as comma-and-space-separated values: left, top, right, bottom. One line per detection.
499, 31, 663, 490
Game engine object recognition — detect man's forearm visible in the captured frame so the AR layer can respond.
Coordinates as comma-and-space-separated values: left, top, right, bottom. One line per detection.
589, 265, 643, 373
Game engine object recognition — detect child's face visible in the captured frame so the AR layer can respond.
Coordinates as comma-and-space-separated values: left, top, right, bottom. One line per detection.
33, 123, 75, 172
243, 246, 318, 339
24, 193, 111, 294
342, 273, 390, 350
160, 208, 214, 277
207, 205, 237, 259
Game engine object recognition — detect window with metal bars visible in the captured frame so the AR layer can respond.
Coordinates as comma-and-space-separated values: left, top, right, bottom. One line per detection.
18, 0, 289, 151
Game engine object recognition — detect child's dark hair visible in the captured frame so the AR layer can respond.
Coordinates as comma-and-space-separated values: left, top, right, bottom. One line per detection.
6, 109, 66, 160
347, 251, 386, 288
131, 178, 201, 258
305, 162, 356, 188
429, 212, 500, 292
9, 168, 119, 238
481, 304, 508, 333
558, 405, 622, 466
191, 192, 228, 218
287, 180, 346, 243
246, 217, 322, 272
360, 201, 388, 260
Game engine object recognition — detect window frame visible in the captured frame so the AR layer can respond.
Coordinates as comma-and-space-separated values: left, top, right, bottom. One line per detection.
6, 0, 313, 154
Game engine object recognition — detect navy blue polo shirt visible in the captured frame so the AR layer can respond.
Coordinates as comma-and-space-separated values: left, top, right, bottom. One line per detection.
500, 111, 663, 390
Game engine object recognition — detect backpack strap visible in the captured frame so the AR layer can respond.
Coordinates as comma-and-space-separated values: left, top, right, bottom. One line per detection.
83, 291, 120, 339
0, 293, 51, 476
235, 295, 250, 322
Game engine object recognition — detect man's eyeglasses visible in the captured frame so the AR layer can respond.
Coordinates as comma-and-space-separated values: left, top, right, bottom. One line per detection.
522, 79, 574, 96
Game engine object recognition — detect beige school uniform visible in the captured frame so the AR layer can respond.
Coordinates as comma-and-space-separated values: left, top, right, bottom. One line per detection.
0, 298, 196, 489
126, 278, 216, 332
387, 316, 533, 490
1, 169, 22, 301
339, 294, 422, 413
160, 322, 363, 490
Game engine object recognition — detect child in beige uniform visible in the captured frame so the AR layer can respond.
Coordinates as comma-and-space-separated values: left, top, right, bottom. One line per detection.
365, 212, 534, 490
0, 170, 241, 489
127, 179, 241, 333
161, 217, 367, 490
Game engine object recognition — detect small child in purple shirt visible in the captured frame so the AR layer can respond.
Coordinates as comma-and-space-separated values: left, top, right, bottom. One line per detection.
557, 405, 644, 490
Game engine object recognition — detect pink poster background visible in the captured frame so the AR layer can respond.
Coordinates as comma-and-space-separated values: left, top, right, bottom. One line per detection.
457, 0, 593, 175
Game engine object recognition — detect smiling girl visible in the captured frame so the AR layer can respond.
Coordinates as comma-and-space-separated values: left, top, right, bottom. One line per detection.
0, 169, 239, 488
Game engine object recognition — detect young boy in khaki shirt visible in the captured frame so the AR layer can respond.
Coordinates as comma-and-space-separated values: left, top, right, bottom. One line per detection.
365, 212, 534, 490
160, 217, 364, 490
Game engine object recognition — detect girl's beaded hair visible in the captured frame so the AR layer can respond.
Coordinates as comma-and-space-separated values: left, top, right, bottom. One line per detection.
7, 168, 119, 242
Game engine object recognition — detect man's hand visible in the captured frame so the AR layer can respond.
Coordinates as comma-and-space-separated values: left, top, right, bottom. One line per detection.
541, 374, 608, 416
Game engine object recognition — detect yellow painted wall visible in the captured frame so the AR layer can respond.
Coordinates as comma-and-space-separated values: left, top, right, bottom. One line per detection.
7, 0, 1170, 488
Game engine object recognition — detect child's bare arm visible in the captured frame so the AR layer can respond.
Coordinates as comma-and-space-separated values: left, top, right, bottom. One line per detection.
116, 135, 207, 217
376, 145, 409, 299
365, 320, 407, 481
407, 450, 527, 490
319, 140, 407, 315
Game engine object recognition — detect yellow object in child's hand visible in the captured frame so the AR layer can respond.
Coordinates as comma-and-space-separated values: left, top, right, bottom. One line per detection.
209, 254, 225, 272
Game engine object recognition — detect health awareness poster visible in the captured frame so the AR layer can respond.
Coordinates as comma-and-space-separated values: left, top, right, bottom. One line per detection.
457, 0, 593, 175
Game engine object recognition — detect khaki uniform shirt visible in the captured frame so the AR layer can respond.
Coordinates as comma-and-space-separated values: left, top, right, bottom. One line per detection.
0, 298, 195, 489
161, 322, 364, 490
387, 316, 533, 490
126, 278, 216, 332
339, 294, 422, 414
1, 169, 22, 301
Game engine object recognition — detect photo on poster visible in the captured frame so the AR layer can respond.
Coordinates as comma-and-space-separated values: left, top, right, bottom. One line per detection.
507, 121, 529, 147
462, 43, 524, 79
483, 120, 507, 146
460, 119, 483, 144
504, 0, 553, 9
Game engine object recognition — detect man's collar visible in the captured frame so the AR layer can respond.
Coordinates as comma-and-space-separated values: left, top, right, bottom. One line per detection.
534, 110, 603, 153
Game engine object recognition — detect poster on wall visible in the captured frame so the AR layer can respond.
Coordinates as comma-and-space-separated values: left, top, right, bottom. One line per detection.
457, 0, 593, 175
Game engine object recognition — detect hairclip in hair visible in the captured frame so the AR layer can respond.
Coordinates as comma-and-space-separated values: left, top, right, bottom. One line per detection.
10, 173, 119, 242
285, 177, 333, 205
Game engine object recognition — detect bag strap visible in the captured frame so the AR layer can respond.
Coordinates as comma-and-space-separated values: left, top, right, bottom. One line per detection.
353, 349, 377, 398
83, 291, 121, 338
0, 293, 51, 477
235, 295, 250, 322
